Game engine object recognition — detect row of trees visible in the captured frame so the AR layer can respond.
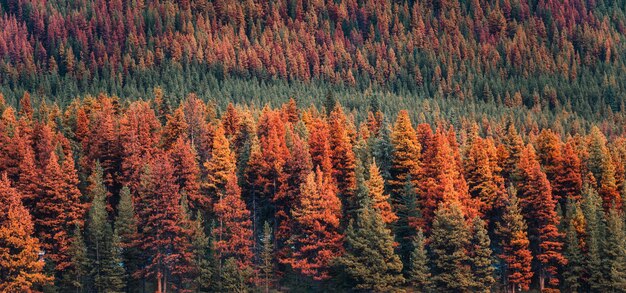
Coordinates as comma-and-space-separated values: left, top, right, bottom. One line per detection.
2, 92, 626, 291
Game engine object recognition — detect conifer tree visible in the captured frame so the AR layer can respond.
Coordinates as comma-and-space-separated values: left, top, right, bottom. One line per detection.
283, 167, 343, 280
395, 177, 421, 266
136, 154, 193, 292
336, 181, 404, 292
516, 144, 565, 290
86, 168, 125, 293
587, 126, 621, 210
562, 200, 584, 292
366, 161, 397, 224
429, 201, 473, 292
114, 186, 141, 290
217, 257, 252, 293
582, 183, 607, 291
190, 213, 214, 292
60, 224, 89, 292
204, 122, 236, 198
552, 140, 583, 203
0, 174, 51, 291
329, 104, 357, 207
469, 217, 495, 292
258, 221, 275, 293
213, 172, 254, 269
496, 192, 533, 292
407, 229, 432, 292
389, 110, 420, 204
604, 207, 626, 291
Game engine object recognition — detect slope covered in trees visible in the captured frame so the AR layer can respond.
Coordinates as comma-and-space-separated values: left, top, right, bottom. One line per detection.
0, 93, 625, 291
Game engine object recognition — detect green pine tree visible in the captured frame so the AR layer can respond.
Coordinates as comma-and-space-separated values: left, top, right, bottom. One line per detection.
395, 176, 421, 268
562, 200, 584, 292
258, 221, 275, 293
604, 207, 626, 291
60, 224, 89, 293
582, 184, 607, 291
86, 164, 124, 293
336, 182, 405, 292
469, 217, 495, 292
190, 213, 213, 292
114, 186, 141, 291
407, 229, 432, 292
217, 257, 252, 293
429, 202, 473, 292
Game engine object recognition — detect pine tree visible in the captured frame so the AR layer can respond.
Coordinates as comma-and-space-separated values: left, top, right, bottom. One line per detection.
395, 177, 421, 267
190, 213, 214, 292
366, 161, 397, 224
469, 217, 495, 292
496, 192, 533, 292
86, 169, 124, 293
217, 257, 252, 293
587, 126, 621, 210
329, 104, 357, 209
203, 122, 236, 198
563, 200, 584, 292
283, 167, 343, 281
517, 144, 566, 290
136, 154, 193, 292
161, 107, 188, 150
60, 224, 88, 292
258, 221, 275, 293
336, 182, 404, 292
582, 183, 607, 291
604, 207, 626, 291
35, 151, 85, 272
170, 137, 204, 212
407, 229, 432, 292
429, 201, 473, 292
552, 140, 583, 203
114, 186, 141, 290
389, 110, 421, 204
0, 174, 51, 291
213, 172, 254, 269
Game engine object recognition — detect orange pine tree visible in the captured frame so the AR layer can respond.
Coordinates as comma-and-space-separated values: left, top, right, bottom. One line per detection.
0, 174, 51, 291
203, 122, 236, 198
283, 167, 343, 280
366, 161, 397, 224
213, 172, 254, 269
389, 110, 421, 202
517, 144, 566, 290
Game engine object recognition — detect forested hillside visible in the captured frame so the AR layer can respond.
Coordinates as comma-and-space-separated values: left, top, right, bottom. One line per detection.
3, 0, 626, 292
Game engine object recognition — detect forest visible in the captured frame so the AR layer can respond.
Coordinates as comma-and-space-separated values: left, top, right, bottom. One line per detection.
2, 0, 626, 292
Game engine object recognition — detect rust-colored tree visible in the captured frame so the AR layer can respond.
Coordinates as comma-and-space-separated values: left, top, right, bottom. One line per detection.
0, 174, 51, 291
282, 167, 343, 280
213, 172, 254, 269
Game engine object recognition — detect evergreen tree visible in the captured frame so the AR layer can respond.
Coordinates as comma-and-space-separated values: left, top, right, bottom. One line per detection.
389, 110, 421, 204
190, 213, 213, 292
258, 221, 275, 293
496, 191, 533, 292
429, 201, 473, 292
86, 167, 125, 293
582, 184, 606, 291
395, 177, 421, 267
60, 224, 89, 292
604, 207, 626, 291
469, 217, 495, 292
217, 257, 252, 293
336, 182, 404, 292
114, 186, 141, 290
562, 200, 584, 292
407, 229, 432, 292
0, 174, 51, 291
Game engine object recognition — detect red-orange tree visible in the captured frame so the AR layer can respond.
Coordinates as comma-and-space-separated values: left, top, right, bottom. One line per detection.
282, 167, 343, 280
213, 172, 254, 269
517, 145, 566, 290
0, 174, 51, 291
136, 153, 193, 292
